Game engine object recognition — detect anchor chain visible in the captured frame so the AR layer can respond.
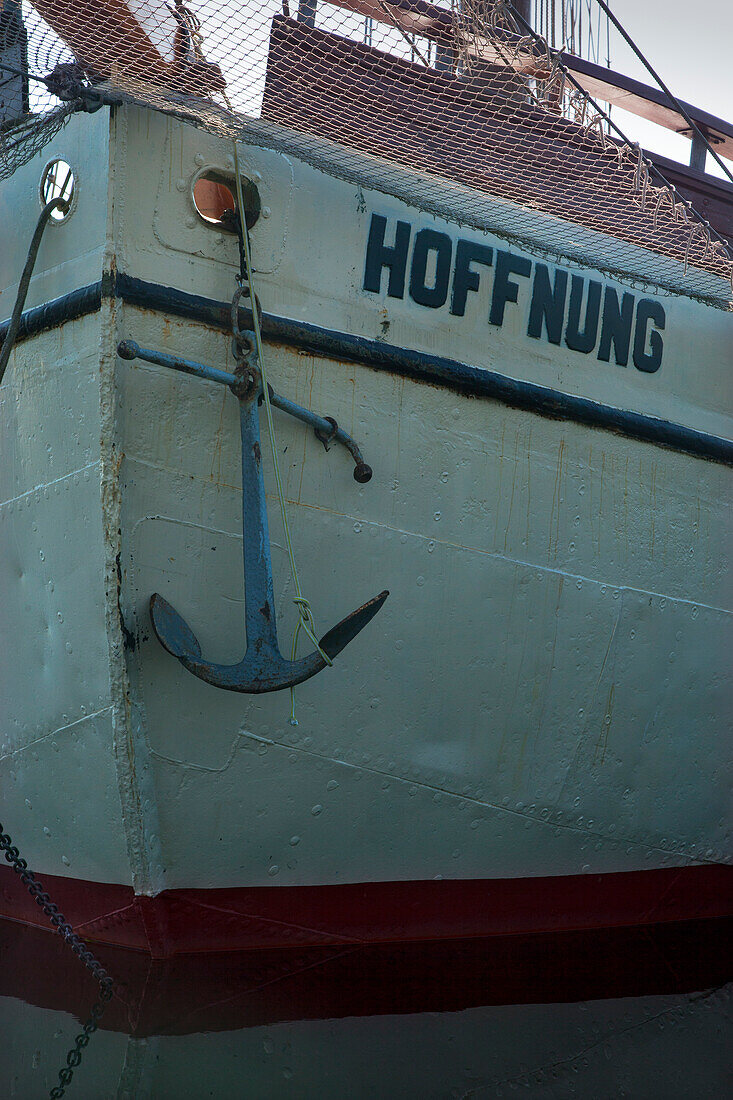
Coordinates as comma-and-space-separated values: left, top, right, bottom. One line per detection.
0, 822, 114, 1097
230, 141, 333, 721
230, 281, 261, 392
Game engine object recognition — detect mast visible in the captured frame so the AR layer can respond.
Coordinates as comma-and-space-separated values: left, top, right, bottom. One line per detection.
0, 0, 29, 127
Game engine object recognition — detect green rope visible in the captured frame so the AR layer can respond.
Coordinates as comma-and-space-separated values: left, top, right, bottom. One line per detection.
232, 142, 332, 725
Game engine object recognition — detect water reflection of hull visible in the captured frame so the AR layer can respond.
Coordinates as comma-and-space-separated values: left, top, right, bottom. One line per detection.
1, 914, 731, 1037
2, 915, 731, 1096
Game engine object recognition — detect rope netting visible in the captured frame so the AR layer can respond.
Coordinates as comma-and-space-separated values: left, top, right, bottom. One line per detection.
1, 0, 732, 304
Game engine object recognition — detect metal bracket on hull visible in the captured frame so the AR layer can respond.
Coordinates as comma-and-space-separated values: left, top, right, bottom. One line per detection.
117, 338, 388, 694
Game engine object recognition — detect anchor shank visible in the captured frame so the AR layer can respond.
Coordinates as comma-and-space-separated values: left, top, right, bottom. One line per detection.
238, 391, 281, 658
120, 335, 389, 695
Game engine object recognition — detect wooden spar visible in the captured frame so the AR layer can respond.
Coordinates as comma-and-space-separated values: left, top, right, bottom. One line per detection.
558, 54, 733, 161
27, 0, 225, 95
329, 0, 733, 163
29, 0, 176, 74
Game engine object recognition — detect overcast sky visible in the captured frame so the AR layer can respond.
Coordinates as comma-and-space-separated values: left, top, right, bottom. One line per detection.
598, 0, 732, 174
607, 0, 731, 114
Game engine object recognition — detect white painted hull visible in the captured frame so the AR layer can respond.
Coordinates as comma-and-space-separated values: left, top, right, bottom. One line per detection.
0, 106, 730, 942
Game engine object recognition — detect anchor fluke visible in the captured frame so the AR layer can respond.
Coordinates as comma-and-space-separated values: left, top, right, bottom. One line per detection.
318, 590, 389, 660
148, 589, 389, 694
150, 593, 202, 661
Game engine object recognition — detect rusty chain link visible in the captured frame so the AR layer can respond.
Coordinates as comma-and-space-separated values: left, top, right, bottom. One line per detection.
0, 821, 114, 1097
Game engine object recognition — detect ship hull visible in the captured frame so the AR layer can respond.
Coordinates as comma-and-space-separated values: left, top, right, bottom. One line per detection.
1, 105, 731, 955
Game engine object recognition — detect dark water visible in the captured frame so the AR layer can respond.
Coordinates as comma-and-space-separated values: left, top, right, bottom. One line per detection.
2, 918, 731, 1098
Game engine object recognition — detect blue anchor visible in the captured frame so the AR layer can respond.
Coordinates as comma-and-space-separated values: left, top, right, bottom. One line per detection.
117, 338, 388, 694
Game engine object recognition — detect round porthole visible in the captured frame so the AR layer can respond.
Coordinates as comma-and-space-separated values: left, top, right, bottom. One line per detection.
192, 170, 260, 230
39, 159, 76, 221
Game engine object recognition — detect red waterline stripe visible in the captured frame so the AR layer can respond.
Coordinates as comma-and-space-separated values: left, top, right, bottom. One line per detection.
1, 863, 730, 959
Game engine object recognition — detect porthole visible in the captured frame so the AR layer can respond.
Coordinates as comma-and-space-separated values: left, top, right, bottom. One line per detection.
192, 170, 260, 231
39, 159, 76, 221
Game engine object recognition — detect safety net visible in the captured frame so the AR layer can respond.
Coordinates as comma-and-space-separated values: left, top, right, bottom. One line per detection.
1, 0, 732, 305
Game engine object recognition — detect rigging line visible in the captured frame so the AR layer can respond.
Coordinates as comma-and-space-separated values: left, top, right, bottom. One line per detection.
0, 60, 100, 113
375, 0, 431, 68
0, 197, 69, 385
506, 2, 732, 266
0, 57, 54, 84
591, 0, 733, 185
0, 74, 20, 91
